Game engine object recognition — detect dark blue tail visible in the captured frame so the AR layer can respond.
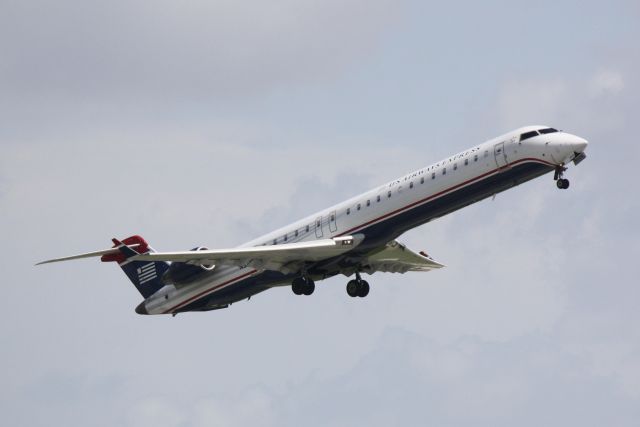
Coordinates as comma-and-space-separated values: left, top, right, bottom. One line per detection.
101, 235, 169, 298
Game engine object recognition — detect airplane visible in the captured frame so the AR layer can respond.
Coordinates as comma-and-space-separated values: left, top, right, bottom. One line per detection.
37, 125, 588, 315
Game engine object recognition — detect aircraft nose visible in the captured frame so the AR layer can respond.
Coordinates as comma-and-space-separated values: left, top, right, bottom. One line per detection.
570, 135, 588, 153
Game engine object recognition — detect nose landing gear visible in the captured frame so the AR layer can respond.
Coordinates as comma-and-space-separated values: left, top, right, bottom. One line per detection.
554, 165, 570, 190
346, 271, 370, 298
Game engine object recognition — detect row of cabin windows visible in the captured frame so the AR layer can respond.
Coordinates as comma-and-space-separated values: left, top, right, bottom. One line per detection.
273, 222, 316, 245
272, 148, 493, 243
348, 149, 490, 215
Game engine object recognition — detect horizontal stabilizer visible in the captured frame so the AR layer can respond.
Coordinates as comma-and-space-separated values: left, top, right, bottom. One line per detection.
35, 243, 141, 265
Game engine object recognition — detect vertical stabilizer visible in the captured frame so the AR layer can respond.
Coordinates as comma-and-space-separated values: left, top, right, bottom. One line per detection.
101, 235, 169, 298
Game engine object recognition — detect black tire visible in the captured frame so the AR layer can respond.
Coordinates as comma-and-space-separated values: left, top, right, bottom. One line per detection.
357, 280, 370, 297
556, 179, 564, 189
346, 280, 359, 297
303, 279, 315, 296
292, 277, 305, 295
563, 179, 570, 189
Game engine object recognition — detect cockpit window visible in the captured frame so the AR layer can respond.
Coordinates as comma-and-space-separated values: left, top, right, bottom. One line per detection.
538, 127, 558, 134
520, 130, 539, 141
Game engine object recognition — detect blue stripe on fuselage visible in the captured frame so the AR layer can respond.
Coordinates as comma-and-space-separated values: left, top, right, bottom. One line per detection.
180, 160, 554, 312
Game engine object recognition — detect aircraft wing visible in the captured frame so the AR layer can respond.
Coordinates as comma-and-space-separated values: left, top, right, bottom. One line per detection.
359, 240, 445, 274
131, 235, 364, 272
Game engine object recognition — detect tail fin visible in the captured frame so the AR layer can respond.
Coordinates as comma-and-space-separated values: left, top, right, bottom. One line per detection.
101, 235, 169, 298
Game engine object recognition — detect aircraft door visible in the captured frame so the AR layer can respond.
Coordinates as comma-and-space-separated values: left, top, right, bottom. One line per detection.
494, 142, 508, 168
315, 216, 323, 238
329, 211, 337, 233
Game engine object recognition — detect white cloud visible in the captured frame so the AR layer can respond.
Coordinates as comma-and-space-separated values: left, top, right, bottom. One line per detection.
191, 388, 276, 427
497, 79, 569, 129
495, 66, 635, 136
126, 397, 186, 427
589, 70, 625, 97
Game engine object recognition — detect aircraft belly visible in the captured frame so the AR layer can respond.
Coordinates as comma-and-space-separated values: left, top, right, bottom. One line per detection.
345, 161, 554, 250
161, 160, 555, 313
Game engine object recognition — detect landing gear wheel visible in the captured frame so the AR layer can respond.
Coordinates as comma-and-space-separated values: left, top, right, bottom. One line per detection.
556, 178, 570, 189
291, 277, 305, 295
292, 277, 315, 295
346, 280, 359, 297
357, 280, 370, 297
554, 166, 570, 190
303, 279, 315, 296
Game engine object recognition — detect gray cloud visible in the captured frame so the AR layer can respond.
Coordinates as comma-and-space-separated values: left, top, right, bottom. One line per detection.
0, 0, 405, 103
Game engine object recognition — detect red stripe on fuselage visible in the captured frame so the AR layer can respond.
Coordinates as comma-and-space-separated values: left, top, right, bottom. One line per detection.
162, 269, 257, 314
163, 157, 555, 314
340, 157, 555, 236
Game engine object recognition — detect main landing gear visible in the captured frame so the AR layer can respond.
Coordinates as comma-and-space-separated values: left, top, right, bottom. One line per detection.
291, 276, 315, 296
554, 165, 570, 190
346, 272, 370, 298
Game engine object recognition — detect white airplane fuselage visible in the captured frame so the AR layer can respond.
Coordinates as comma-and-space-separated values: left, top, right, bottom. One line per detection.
136, 125, 588, 315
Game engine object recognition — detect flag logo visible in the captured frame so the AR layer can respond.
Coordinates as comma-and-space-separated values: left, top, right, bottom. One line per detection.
137, 263, 157, 284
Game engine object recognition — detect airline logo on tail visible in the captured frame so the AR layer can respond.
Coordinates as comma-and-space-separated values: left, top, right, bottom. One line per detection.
137, 263, 157, 284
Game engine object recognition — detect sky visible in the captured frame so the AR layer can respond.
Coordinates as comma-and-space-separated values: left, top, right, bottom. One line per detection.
1, 0, 639, 425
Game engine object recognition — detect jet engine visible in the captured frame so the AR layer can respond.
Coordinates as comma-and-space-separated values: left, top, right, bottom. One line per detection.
162, 246, 215, 285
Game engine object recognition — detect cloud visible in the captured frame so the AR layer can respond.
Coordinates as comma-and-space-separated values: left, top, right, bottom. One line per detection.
126, 397, 186, 427
191, 388, 276, 427
0, 0, 406, 104
268, 327, 640, 426
589, 70, 625, 96
2, 2, 640, 427
112, 327, 640, 427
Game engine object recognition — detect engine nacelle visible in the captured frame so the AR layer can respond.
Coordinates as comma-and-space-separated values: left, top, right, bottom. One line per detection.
162, 246, 215, 285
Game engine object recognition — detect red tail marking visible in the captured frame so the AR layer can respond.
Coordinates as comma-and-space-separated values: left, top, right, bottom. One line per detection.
101, 235, 150, 263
